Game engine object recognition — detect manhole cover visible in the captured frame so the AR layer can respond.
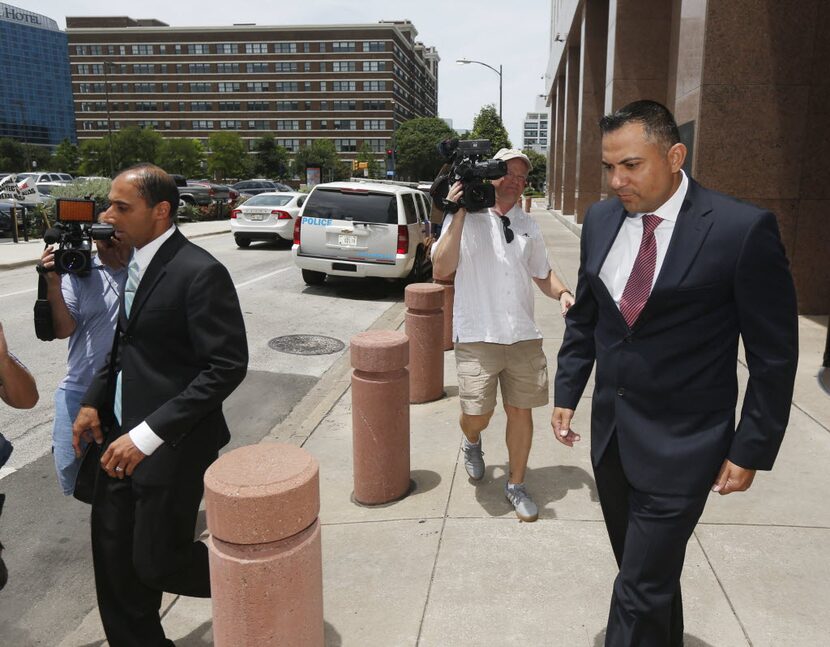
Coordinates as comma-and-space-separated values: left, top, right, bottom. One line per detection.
268, 334, 345, 355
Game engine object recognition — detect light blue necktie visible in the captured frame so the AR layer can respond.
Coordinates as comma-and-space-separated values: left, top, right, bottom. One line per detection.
114, 258, 140, 426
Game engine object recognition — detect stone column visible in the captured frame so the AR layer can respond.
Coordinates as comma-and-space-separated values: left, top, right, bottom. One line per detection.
405, 283, 445, 403
205, 444, 323, 647
562, 45, 581, 215
553, 75, 566, 211
350, 330, 411, 505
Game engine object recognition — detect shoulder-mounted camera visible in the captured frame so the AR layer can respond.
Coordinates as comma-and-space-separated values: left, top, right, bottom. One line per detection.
430, 139, 507, 213
44, 199, 114, 276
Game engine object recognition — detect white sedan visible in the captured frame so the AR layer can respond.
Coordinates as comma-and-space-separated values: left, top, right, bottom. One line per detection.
230, 192, 307, 248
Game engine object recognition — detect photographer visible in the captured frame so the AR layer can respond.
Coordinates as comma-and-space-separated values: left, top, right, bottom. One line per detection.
432, 148, 574, 522
39, 231, 131, 495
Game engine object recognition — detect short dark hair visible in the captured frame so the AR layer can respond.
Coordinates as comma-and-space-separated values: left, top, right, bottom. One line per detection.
599, 100, 680, 151
120, 163, 179, 220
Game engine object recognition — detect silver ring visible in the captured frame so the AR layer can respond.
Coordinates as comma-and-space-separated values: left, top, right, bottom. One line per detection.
115, 466, 124, 472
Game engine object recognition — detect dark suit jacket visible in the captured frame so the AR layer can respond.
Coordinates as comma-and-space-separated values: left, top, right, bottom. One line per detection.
554, 179, 798, 495
85, 228, 248, 486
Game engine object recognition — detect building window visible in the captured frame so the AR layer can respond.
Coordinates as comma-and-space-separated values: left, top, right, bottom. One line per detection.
248, 120, 270, 130
304, 101, 312, 110
333, 100, 357, 110
305, 120, 312, 130
247, 63, 269, 73
320, 81, 327, 91
333, 120, 357, 130
133, 64, 156, 74
217, 63, 240, 73
189, 64, 212, 74
247, 82, 269, 92
363, 81, 386, 92
332, 41, 356, 52
275, 82, 299, 92
76, 45, 88, 55
136, 102, 158, 111
191, 102, 213, 111
276, 120, 300, 130
131, 45, 154, 55
363, 41, 385, 52
363, 120, 387, 130
192, 120, 214, 129
303, 43, 311, 53
190, 82, 212, 92
218, 82, 240, 92
320, 120, 328, 129
275, 62, 298, 73
276, 101, 299, 110
188, 44, 210, 54
274, 43, 297, 53
217, 43, 238, 54
220, 120, 242, 129
246, 43, 269, 54
363, 61, 386, 72
304, 82, 312, 91
247, 101, 270, 111
365, 138, 387, 153
276, 139, 300, 151
334, 139, 358, 152
135, 83, 157, 93
332, 81, 356, 92
332, 61, 357, 72
303, 62, 311, 72
363, 100, 386, 110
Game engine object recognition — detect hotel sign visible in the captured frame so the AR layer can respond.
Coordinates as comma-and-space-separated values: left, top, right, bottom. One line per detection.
0, 3, 59, 31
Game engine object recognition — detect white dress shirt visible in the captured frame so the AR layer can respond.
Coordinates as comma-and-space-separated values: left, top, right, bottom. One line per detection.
127, 225, 176, 456
433, 204, 551, 345
600, 171, 689, 307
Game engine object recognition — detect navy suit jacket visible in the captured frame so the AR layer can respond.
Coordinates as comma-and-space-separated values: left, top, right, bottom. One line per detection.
554, 178, 798, 495
85, 228, 248, 486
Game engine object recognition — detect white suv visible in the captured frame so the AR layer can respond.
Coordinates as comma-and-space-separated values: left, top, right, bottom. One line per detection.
292, 181, 432, 285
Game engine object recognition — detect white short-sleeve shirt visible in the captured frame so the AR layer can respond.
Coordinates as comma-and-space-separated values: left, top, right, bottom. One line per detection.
433, 203, 551, 344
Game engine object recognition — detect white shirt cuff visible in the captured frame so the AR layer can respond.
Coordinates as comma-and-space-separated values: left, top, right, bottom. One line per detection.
128, 421, 165, 456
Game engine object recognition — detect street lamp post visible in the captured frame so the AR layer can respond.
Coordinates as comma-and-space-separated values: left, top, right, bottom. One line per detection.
456, 58, 503, 123
102, 60, 115, 177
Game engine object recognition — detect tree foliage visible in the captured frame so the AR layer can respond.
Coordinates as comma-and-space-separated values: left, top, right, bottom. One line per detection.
158, 138, 205, 177
395, 117, 455, 181
470, 104, 511, 151
207, 131, 250, 180
293, 139, 344, 182
523, 149, 547, 191
354, 142, 383, 179
51, 139, 80, 175
0, 138, 24, 170
251, 135, 289, 179
76, 127, 164, 176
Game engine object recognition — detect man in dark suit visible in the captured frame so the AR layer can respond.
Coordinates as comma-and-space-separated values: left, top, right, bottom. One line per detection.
72, 164, 248, 647
552, 101, 798, 646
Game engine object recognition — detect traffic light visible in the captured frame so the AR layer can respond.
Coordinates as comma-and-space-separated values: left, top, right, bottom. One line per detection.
351, 159, 359, 171
385, 148, 395, 176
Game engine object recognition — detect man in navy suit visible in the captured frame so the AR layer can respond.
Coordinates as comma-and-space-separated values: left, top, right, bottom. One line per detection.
73, 164, 248, 646
552, 101, 798, 646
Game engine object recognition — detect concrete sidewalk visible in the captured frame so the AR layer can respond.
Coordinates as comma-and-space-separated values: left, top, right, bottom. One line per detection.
0, 220, 232, 270
58, 203, 830, 647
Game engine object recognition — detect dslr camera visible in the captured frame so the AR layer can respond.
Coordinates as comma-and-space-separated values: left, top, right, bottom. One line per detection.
432, 139, 507, 212
43, 198, 115, 276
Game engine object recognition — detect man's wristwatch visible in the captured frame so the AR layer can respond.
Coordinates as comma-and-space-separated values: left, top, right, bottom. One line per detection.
558, 288, 573, 300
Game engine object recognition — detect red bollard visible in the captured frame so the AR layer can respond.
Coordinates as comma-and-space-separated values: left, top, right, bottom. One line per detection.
350, 330, 411, 505
204, 444, 323, 647
405, 283, 445, 403
433, 276, 455, 351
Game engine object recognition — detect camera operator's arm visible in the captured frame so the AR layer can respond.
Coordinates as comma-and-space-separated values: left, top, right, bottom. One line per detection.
431, 182, 466, 279
39, 247, 77, 339
0, 322, 39, 409
533, 272, 576, 315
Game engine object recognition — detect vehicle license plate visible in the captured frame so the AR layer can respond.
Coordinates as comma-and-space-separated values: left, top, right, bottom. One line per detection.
338, 234, 358, 247
247, 212, 266, 221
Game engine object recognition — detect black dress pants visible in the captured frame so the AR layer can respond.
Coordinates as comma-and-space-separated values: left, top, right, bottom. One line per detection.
91, 468, 210, 647
594, 434, 709, 647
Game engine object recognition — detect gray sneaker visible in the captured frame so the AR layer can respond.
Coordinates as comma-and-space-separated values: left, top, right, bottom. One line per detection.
505, 482, 539, 522
462, 437, 485, 481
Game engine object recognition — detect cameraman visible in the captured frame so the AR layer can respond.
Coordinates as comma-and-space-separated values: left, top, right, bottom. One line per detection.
39, 233, 131, 495
432, 148, 575, 522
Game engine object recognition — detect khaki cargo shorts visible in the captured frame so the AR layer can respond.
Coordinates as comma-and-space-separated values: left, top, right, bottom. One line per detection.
454, 339, 549, 415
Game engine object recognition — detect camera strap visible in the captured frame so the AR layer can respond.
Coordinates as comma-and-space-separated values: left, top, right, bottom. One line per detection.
33, 270, 56, 342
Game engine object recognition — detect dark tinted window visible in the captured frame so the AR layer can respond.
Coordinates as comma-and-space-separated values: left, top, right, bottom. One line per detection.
303, 188, 396, 224
401, 193, 418, 224
244, 194, 293, 206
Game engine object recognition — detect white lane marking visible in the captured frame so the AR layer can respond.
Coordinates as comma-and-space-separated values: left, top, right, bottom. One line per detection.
0, 287, 37, 299
234, 266, 293, 289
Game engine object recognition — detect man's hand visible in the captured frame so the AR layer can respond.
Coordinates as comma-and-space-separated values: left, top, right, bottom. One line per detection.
712, 459, 756, 495
101, 435, 146, 479
72, 405, 104, 456
551, 406, 581, 447
560, 291, 575, 316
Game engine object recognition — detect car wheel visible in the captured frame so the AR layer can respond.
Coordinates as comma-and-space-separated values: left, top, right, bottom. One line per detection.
302, 269, 326, 286
235, 235, 251, 248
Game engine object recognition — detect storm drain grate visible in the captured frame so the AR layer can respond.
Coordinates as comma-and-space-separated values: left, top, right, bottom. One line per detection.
268, 334, 346, 355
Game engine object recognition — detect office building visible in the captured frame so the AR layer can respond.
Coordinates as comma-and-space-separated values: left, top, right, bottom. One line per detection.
65, 17, 439, 161
0, 2, 76, 148
522, 95, 548, 154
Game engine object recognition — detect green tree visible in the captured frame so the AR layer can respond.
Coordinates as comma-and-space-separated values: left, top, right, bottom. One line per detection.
395, 117, 455, 181
293, 139, 343, 182
51, 139, 80, 175
470, 104, 511, 151
207, 131, 250, 180
354, 142, 383, 179
158, 138, 205, 177
24, 145, 52, 171
78, 139, 108, 176
0, 138, 25, 170
251, 135, 289, 178
111, 126, 164, 170
522, 149, 547, 192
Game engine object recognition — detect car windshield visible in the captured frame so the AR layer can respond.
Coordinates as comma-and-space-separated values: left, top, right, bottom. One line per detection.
244, 194, 293, 207
303, 188, 396, 224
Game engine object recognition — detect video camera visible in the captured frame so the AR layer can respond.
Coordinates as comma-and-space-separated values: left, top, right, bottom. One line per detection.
431, 139, 507, 213
43, 199, 114, 276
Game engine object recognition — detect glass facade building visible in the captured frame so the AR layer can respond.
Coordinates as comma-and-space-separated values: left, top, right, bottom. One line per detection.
0, 3, 76, 146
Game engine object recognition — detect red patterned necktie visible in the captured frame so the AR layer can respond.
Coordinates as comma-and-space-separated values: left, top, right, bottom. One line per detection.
619, 214, 663, 327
